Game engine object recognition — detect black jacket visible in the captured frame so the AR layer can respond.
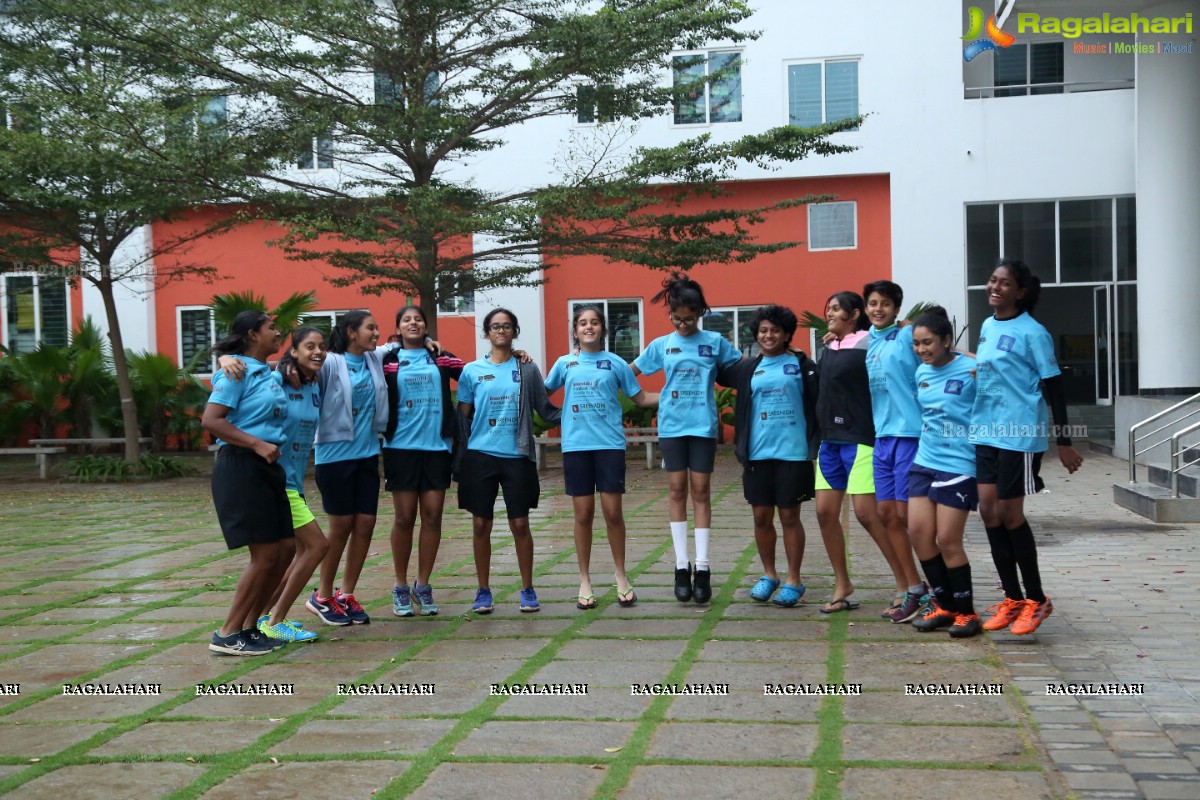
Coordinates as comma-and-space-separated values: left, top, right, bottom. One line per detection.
718, 350, 819, 466
381, 348, 462, 444
815, 336, 875, 447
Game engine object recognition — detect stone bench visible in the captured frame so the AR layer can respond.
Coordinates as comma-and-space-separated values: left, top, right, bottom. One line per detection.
0, 447, 69, 479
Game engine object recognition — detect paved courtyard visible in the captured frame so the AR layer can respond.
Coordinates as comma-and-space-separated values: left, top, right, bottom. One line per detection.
0, 449, 1196, 799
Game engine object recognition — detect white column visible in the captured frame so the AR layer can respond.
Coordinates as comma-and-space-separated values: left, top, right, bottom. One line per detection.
1135, 2, 1200, 391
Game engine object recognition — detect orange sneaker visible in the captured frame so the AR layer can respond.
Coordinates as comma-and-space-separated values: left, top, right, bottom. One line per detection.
1009, 597, 1053, 636
982, 597, 1025, 631
911, 603, 956, 632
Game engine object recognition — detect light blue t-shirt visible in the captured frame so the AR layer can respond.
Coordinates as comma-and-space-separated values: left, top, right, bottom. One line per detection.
208, 356, 288, 447
458, 356, 522, 459
545, 350, 643, 452
384, 348, 451, 453
748, 354, 809, 461
633, 329, 740, 438
867, 324, 923, 438
280, 380, 321, 492
970, 313, 1059, 453
915, 354, 977, 477
315, 352, 381, 464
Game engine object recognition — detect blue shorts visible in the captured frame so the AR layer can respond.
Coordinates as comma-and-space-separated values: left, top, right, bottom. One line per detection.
873, 436, 920, 502
815, 442, 875, 495
563, 449, 626, 496
908, 465, 979, 511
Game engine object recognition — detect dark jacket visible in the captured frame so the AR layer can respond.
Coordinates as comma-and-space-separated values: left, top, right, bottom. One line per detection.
452, 358, 561, 476
381, 348, 462, 444
718, 350, 819, 466
815, 334, 875, 447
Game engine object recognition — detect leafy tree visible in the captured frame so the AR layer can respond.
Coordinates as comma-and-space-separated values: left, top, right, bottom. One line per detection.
163, 0, 857, 336
0, 0, 289, 462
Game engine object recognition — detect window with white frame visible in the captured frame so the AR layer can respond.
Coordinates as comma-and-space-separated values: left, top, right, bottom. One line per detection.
701, 305, 764, 357
2, 98, 39, 132
569, 299, 642, 362
178, 306, 215, 374
296, 132, 334, 170
2, 272, 69, 354
787, 58, 859, 128
807, 201, 857, 250
672, 50, 742, 125
437, 271, 476, 314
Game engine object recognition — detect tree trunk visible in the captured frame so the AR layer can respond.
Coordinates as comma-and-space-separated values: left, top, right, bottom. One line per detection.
416, 242, 439, 340
97, 274, 141, 464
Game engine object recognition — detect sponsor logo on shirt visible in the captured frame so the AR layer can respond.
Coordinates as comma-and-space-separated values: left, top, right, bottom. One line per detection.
919, 381, 930, 388
698, 345, 713, 357
666, 347, 682, 354
754, 370, 765, 376
572, 405, 579, 413
478, 374, 495, 382
488, 418, 497, 427
398, 360, 410, 366
405, 400, 414, 408
511, 370, 520, 382
783, 363, 799, 375
760, 412, 768, 420
997, 335, 1016, 352
597, 360, 611, 370
944, 380, 964, 395
566, 361, 580, 369
671, 391, 679, 399
886, 330, 898, 341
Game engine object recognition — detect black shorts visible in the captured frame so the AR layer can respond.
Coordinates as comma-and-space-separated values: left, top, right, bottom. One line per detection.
457, 450, 540, 520
908, 465, 979, 511
742, 459, 815, 508
659, 436, 717, 473
382, 448, 452, 492
975, 445, 1044, 500
563, 449, 626, 496
211, 445, 294, 549
315, 455, 381, 516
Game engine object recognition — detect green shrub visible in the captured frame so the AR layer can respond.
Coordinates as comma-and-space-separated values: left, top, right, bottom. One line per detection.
62, 453, 195, 482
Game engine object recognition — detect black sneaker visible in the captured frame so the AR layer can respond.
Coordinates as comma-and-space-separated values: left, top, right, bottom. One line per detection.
242, 627, 284, 650
674, 563, 693, 602
209, 630, 271, 656
692, 568, 713, 604
948, 613, 983, 638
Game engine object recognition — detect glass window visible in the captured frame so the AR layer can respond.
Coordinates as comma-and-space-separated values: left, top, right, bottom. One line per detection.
788, 59, 859, 128
297, 312, 336, 336
1116, 197, 1136, 280
374, 71, 401, 107
297, 133, 334, 170
1060, 199, 1113, 283
1002, 202, 1055, 275
993, 42, 1063, 97
198, 96, 227, 139
570, 299, 641, 362
178, 307, 215, 374
966, 204, 1000, 286
3, 274, 68, 354
576, 84, 615, 125
702, 305, 764, 357
808, 201, 857, 250
437, 271, 475, 314
672, 51, 741, 125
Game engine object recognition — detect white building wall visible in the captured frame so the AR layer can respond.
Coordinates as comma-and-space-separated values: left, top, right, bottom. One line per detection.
81, 224, 157, 355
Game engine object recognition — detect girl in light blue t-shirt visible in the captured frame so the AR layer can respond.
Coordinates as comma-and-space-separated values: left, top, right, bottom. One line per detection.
545, 305, 657, 610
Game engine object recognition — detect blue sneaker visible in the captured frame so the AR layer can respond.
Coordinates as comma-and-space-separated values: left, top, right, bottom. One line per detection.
305, 591, 352, 626
519, 587, 540, 613
392, 584, 414, 617
749, 575, 780, 603
259, 617, 318, 642
473, 587, 494, 614
335, 590, 370, 624
412, 582, 439, 616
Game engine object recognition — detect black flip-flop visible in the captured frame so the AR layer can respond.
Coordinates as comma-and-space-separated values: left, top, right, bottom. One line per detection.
819, 597, 861, 614
617, 587, 637, 607
576, 595, 596, 610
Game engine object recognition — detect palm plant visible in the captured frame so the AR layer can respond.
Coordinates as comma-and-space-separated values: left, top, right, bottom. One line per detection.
6, 344, 70, 439
64, 317, 118, 438
126, 351, 208, 451
209, 290, 318, 339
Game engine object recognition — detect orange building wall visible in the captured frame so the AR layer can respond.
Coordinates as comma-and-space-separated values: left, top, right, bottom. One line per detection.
541, 174, 892, 381
151, 208, 479, 364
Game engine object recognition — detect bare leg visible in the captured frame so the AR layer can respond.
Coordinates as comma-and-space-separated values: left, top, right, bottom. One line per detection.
339, 512, 377, 595
473, 516, 493, 588
878, 498, 922, 587
415, 489, 445, 586
816, 488, 854, 606
390, 490, 419, 586
690, 470, 712, 529
573, 495, 595, 597
778, 505, 805, 587
222, 541, 289, 636
509, 517, 535, 588
752, 505, 779, 580
599, 492, 631, 592
268, 521, 328, 626
318, 513, 353, 599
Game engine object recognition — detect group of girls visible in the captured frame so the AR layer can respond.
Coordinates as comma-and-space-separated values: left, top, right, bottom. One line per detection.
202, 259, 1080, 655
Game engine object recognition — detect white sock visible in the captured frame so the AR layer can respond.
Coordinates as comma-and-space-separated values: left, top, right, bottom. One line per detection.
695, 528, 711, 570
670, 521, 689, 569
908, 582, 927, 595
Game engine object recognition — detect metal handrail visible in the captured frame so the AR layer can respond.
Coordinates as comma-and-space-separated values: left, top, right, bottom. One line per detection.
1170, 421, 1200, 498
1128, 392, 1200, 482
964, 78, 1135, 99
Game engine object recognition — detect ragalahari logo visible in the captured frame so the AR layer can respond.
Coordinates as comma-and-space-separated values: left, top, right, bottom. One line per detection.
963, 0, 1017, 61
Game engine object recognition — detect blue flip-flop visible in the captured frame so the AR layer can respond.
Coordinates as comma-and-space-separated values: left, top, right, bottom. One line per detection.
749, 575, 780, 602
772, 583, 806, 608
